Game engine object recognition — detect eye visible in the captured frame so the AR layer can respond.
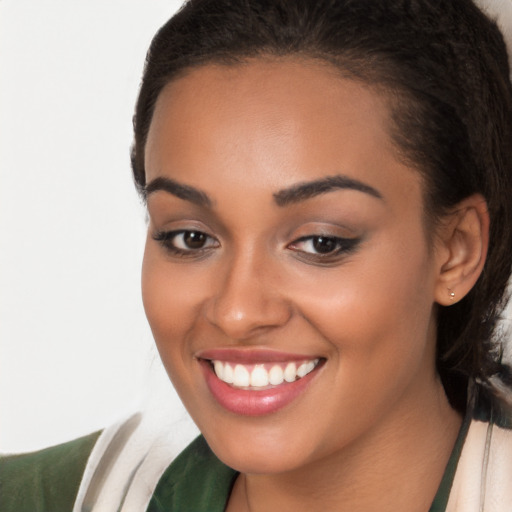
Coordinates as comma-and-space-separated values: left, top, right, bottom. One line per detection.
300, 236, 338, 254
288, 235, 360, 259
152, 229, 219, 256
172, 231, 210, 250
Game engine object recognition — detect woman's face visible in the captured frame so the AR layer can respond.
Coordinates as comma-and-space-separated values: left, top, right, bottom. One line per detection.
142, 59, 445, 474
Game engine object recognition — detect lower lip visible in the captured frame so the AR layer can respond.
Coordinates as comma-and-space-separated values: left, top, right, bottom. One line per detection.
199, 360, 322, 416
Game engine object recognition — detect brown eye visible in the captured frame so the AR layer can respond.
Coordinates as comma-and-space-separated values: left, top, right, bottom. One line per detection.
288, 234, 361, 261
183, 231, 207, 249
152, 229, 219, 256
312, 236, 337, 254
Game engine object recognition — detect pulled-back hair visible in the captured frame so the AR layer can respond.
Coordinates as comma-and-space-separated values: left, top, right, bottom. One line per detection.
131, 0, 512, 411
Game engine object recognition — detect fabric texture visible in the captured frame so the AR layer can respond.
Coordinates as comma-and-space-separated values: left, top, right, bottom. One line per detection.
0, 420, 465, 512
146, 436, 237, 512
2, 397, 511, 511
0, 431, 100, 512
445, 414, 512, 510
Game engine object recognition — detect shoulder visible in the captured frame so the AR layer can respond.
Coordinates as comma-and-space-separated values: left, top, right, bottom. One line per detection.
445, 380, 512, 512
447, 419, 512, 511
0, 431, 100, 512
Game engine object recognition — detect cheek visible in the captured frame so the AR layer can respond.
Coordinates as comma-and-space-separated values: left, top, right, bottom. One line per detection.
141, 244, 200, 358
141, 244, 210, 409
291, 234, 436, 376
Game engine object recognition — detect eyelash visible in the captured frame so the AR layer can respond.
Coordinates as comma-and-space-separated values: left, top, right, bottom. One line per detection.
288, 235, 361, 262
152, 230, 219, 257
152, 230, 361, 261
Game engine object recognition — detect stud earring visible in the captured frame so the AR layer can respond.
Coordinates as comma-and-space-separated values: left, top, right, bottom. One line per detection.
448, 289, 455, 301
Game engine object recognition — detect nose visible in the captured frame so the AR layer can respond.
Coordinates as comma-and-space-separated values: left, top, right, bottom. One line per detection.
205, 252, 292, 340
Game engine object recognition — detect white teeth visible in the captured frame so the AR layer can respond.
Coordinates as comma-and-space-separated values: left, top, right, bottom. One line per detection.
284, 362, 297, 383
212, 359, 320, 388
233, 364, 250, 387
268, 365, 284, 385
297, 360, 315, 378
213, 360, 224, 381
223, 362, 234, 384
250, 365, 269, 387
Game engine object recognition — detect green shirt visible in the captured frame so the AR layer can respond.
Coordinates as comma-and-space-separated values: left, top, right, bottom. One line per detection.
0, 416, 470, 512
0, 432, 100, 512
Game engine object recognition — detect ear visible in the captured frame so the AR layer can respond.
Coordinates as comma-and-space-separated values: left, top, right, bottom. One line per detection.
434, 194, 489, 306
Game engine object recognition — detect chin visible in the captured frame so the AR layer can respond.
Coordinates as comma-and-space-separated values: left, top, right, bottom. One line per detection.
210, 437, 313, 475
196, 415, 325, 475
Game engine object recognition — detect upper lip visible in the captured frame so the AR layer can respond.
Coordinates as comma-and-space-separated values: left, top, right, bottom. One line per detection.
195, 348, 323, 364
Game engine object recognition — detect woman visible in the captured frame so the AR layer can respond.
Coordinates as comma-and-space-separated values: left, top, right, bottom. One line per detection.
2, 0, 512, 510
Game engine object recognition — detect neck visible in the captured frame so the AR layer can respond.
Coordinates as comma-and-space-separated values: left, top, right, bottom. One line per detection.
227, 377, 462, 512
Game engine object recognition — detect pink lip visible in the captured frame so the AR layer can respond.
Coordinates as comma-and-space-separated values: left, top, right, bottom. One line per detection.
196, 348, 317, 364
198, 354, 324, 416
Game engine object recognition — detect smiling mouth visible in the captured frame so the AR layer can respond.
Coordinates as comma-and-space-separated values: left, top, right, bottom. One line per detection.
208, 359, 321, 389
197, 351, 325, 415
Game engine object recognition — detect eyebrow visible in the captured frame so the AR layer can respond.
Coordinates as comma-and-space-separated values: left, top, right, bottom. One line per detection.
273, 175, 383, 206
144, 173, 382, 208
144, 176, 212, 207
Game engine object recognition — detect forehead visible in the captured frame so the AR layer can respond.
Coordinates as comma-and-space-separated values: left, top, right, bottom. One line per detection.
145, 58, 421, 207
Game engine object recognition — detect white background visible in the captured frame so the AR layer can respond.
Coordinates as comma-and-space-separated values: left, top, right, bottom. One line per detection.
1, 0, 511, 454
0, 0, 185, 452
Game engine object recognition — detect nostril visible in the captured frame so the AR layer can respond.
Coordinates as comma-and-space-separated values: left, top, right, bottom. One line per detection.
203, 255, 293, 339
204, 290, 291, 340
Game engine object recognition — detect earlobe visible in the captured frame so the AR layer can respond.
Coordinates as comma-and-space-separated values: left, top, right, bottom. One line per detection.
434, 194, 489, 306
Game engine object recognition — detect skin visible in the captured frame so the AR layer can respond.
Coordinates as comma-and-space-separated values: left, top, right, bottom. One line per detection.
142, 59, 473, 511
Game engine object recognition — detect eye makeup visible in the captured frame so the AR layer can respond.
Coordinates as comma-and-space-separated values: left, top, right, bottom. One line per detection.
152, 229, 219, 258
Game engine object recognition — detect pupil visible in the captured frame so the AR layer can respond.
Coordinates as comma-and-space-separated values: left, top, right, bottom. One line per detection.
184, 231, 206, 249
313, 236, 336, 254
